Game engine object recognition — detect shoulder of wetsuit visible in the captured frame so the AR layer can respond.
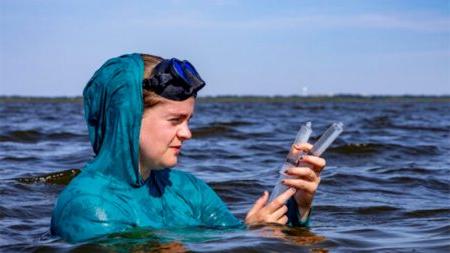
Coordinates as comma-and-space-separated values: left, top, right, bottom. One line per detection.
51, 194, 136, 243
51, 171, 136, 243
169, 169, 243, 228
168, 169, 216, 199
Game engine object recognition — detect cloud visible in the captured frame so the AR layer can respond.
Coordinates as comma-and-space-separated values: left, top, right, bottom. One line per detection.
329, 14, 450, 32
136, 12, 450, 33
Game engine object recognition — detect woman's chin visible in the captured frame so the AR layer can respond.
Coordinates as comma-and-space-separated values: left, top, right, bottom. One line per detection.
162, 158, 178, 168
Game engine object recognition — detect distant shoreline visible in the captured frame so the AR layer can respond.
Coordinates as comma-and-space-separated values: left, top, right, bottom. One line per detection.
1, 95, 449, 103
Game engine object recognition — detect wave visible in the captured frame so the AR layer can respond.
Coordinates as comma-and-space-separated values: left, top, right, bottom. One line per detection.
368, 166, 433, 174
361, 115, 449, 133
1, 156, 39, 162
320, 173, 389, 186
390, 124, 450, 133
0, 130, 41, 143
362, 115, 393, 128
314, 205, 450, 220
354, 205, 400, 215
329, 142, 440, 156
403, 208, 450, 218
0, 130, 85, 143
191, 121, 253, 139
320, 171, 449, 194
192, 125, 236, 139
383, 175, 449, 191
330, 143, 383, 154
209, 179, 267, 203
313, 204, 401, 216
15, 169, 81, 185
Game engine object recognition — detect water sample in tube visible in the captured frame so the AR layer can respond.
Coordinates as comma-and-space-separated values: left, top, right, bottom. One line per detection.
269, 122, 344, 203
269, 122, 312, 202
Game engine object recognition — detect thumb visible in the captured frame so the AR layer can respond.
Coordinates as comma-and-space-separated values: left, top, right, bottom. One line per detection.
247, 191, 268, 217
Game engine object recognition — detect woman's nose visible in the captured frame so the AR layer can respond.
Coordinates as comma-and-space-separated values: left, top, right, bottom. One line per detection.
178, 124, 192, 141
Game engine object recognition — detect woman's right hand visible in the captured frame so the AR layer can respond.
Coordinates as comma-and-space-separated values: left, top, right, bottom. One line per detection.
245, 187, 296, 225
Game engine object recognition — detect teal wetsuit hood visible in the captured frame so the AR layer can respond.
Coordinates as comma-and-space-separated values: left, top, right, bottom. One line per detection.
83, 53, 145, 187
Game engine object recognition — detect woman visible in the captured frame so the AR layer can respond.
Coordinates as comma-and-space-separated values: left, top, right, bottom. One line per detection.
51, 53, 326, 243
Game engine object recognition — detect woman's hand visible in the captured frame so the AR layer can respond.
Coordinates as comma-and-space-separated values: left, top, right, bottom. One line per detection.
283, 143, 326, 220
245, 187, 297, 225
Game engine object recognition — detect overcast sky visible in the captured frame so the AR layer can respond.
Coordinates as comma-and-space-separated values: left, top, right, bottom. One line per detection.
1, 0, 449, 96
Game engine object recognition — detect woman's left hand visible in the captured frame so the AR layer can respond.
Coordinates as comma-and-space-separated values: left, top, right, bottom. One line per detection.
282, 143, 326, 220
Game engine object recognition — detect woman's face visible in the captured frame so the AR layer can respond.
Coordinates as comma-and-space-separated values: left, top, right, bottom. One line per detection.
139, 97, 195, 170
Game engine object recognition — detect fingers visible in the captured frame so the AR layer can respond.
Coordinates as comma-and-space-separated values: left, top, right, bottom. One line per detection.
285, 167, 318, 181
291, 143, 326, 173
247, 191, 268, 218
283, 178, 319, 194
293, 143, 313, 152
270, 205, 288, 220
298, 155, 326, 173
288, 143, 312, 161
267, 187, 296, 212
276, 215, 288, 225
246, 190, 293, 226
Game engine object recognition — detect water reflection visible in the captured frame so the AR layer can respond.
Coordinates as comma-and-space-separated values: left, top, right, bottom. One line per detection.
254, 225, 328, 250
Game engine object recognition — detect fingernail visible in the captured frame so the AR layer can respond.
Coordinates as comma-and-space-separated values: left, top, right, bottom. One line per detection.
289, 187, 297, 193
283, 169, 289, 174
282, 180, 286, 184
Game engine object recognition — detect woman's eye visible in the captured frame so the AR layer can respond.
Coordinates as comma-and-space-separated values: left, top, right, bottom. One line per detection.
169, 118, 182, 124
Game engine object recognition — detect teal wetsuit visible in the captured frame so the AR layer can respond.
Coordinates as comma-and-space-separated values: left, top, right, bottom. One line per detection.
50, 53, 306, 243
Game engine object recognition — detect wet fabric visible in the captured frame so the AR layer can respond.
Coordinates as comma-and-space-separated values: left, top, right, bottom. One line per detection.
50, 53, 307, 243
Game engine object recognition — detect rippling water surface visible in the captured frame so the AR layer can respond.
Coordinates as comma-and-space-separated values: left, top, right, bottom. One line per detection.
1, 98, 449, 252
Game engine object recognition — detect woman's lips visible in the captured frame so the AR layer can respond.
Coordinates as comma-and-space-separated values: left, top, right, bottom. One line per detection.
170, 146, 181, 154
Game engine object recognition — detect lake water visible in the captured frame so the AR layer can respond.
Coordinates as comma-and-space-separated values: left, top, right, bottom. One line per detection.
1, 98, 449, 252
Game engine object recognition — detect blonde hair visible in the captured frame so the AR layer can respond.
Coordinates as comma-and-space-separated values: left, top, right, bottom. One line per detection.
141, 54, 166, 108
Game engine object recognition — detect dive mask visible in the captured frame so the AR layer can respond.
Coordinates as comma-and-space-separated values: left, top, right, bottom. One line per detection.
142, 58, 206, 101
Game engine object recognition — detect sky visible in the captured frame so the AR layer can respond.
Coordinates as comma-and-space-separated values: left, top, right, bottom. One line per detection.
0, 0, 449, 96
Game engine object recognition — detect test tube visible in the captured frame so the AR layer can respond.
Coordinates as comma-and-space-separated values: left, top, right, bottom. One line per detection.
269, 122, 344, 203
294, 122, 313, 145
269, 122, 312, 202
310, 122, 344, 156
286, 122, 313, 164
